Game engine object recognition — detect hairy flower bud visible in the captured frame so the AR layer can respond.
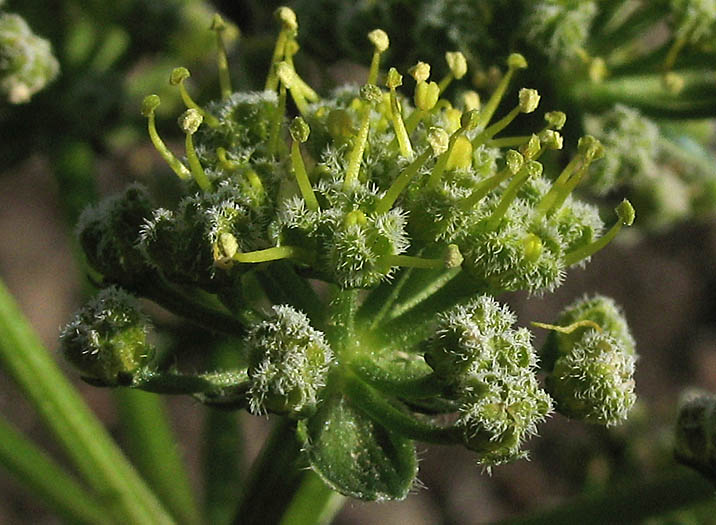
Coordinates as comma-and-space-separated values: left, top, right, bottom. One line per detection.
60, 287, 154, 386
77, 184, 155, 286
245, 305, 333, 418
0, 13, 59, 103
425, 296, 552, 467
547, 330, 636, 426
542, 295, 637, 426
674, 390, 716, 484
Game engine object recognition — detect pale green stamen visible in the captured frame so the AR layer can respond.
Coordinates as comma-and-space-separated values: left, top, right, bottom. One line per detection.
487, 160, 542, 228
276, 62, 309, 116
375, 149, 432, 214
344, 84, 381, 190
564, 200, 635, 267
210, 14, 233, 99
531, 320, 602, 334
179, 109, 213, 192
141, 95, 191, 181
265, 7, 298, 91
232, 245, 314, 264
386, 68, 413, 159
476, 53, 527, 129
170, 67, 220, 127
289, 117, 319, 211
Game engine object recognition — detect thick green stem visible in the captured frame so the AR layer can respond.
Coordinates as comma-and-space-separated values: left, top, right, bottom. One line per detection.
115, 389, 201, 525
233, 418, 305, 525
0, 278, 173, 524
279, 471, 345, 525
0, 415, 107, 524
498, 468, 715, 525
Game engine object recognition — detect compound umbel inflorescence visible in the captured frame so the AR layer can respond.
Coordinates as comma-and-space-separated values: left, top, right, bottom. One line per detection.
61, 7, 638, 501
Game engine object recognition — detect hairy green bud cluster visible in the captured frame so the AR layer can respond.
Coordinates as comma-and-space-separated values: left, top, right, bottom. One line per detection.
674, 390, 716, 484
60, 8, 642, 500
425, 296, 552, 467
583, 105, 661, 195
245, 305, 333, 418
521, 0, 598, 62
542, 295, 637, 426
0, 12, 58, 103
60, 287, 154, 386
77, 184, 156, 286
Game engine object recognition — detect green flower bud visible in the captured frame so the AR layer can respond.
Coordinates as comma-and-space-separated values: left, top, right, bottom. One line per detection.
583, 105, 660, 195
425, 296, 552, 467
0, 13, 59, 103
179, 108, 203, 134
275, 6, 298, 31
408, 61, 431, 83
367, 28, 389, 53
546, 330, 636, 426
141, 94, 161, 117
360, 83, 383, 105
507, 53, 528, 70
77, 184, 155, 286
60, 287, 154, 386
674, 390, 716, 484
445, 51, 467, 79
290, 116, 311, 143
522, 0, 598, 62
427, 126, 449, 156
545, 111, 567, 130
540, 294, 637, 425
542, 294, 636, 366
425, 295, 534, 384
414, 80, 440, 111
518, 88, 540, 113
169, 66, 190, 86
245, 305, 333, 418
457, 369, 552, 468
385, 67, 402, 89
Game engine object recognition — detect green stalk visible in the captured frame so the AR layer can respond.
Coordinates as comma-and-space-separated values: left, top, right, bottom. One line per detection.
138, 280, 248, 337
114, 389, 201, 525
279, 471, 345, 525
233, 418, 305, 525
0, 278, 173, 524
567, 70, 716, 118
203, 344, 244, 525
343, 370, 459, 445
349, 355, 447, 400
498, 468, 715, 525
0, 415, 106, 524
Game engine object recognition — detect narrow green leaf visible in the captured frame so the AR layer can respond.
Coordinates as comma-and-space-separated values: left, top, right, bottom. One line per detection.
0, 278, 173, 524
0, 415, 106, 524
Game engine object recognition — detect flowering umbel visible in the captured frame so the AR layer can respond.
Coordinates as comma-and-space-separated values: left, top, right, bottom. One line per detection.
60, 7, 638, 500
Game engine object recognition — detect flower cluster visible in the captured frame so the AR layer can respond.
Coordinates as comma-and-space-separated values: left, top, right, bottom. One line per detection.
60, 7, 638, 500
289, 0, 716, 231
0, 7, 58, 103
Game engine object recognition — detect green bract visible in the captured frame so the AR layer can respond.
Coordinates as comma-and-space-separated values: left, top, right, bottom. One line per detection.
60, 7, 639, 502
